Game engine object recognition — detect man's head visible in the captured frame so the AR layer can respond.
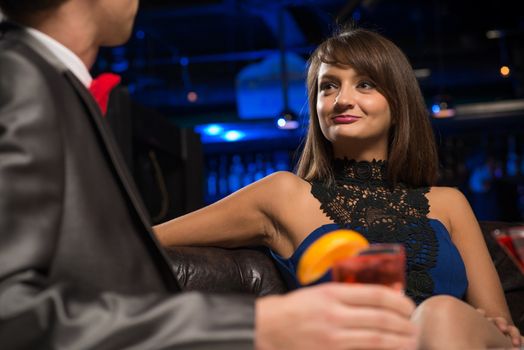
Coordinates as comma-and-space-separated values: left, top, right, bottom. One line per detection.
92, 0, 140, 46
0, 0, 69, 23
0, 0, 139, 48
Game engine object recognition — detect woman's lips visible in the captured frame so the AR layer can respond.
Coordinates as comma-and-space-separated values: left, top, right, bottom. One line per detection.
332, 115, 361, 124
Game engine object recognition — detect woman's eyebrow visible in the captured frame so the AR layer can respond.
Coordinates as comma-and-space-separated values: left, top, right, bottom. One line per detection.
318, 73, 340, 81
318, 72, 365, 82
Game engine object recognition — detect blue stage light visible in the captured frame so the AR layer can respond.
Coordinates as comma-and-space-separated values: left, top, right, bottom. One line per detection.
180, 57, 189, 66
277, 117, 286, 128
135, 30, 145, 40
111, 60, 129, 73
204, 124, 223, 136
223, 130, 245, 142
276, 111, 300, 130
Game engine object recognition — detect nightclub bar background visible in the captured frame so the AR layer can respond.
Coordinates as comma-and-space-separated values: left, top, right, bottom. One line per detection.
93, 0, 524, 224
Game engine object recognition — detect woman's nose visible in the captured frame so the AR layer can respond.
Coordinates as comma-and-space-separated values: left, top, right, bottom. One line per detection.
334, 87, 355, 110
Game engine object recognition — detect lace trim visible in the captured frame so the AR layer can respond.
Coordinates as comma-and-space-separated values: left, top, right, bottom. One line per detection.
310, 159, 438, 304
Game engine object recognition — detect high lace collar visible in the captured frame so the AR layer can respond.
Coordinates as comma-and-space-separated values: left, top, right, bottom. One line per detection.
312, 157, 436, 305
333, 158, 388, 183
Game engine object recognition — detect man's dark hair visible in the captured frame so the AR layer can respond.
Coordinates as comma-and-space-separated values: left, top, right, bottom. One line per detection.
0, 0, 68, 21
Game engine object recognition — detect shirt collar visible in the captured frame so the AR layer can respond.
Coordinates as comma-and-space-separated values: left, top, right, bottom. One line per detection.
25, 27, 93, 88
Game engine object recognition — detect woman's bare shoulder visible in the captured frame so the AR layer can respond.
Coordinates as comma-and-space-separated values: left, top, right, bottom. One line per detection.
238, 171, 311, 214
427, 186, 470, 231
427, 186, 469, 207
260, 171, 311, 195
427, 186, 476, 235
264, 170, 307, 183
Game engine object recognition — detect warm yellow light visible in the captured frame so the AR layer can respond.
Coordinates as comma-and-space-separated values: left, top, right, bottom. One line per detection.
500, 66, 510, 77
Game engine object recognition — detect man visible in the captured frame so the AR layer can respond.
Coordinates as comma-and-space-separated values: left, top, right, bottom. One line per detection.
0, 1, 418, 348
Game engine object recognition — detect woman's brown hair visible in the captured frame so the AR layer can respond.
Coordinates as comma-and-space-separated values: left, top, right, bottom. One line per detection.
295, 28, 438, 188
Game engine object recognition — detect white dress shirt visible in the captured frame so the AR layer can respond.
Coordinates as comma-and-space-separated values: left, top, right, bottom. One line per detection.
25, 27, 93, 88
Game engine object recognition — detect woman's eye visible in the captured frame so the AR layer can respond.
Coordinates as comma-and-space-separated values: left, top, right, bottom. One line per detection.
319, 82, 337, 91
358, 81, 376, 89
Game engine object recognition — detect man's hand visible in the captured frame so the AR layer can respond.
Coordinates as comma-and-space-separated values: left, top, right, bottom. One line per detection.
255, 283, 418, 350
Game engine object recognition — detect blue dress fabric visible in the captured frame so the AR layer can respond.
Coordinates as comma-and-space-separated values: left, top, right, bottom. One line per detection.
270, 219, 468, 303
270, 159, 469, 305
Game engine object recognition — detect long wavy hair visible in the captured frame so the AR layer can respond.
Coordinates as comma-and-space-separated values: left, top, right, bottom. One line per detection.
295, 27, 438, 187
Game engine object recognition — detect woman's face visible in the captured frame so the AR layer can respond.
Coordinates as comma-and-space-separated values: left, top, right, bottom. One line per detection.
316, 62, 392, 159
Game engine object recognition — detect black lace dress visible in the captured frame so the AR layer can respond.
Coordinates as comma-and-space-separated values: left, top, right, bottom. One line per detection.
270, 159, 468, 304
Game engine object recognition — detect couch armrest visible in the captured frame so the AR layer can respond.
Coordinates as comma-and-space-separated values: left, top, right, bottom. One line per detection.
164, 246, 288, 296
479, 221, 524, 333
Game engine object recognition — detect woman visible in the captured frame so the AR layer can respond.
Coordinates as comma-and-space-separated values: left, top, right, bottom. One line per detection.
155, 28, 521, 348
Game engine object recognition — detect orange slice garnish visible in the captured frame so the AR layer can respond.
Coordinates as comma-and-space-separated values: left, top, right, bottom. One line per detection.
297, 229, 369, 285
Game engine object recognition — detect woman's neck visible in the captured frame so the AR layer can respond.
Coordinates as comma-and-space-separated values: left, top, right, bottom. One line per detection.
331, 139, 388, 162
332, 158, 388, 183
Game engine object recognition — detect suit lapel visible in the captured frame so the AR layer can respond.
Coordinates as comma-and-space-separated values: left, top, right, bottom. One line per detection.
65, 72, 181, 291
66, 72, 150, 223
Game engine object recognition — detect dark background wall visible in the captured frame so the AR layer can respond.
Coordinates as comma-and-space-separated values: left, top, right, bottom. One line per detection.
97, 0, 524, 224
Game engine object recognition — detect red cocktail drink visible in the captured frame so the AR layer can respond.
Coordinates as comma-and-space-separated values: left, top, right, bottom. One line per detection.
492, 227, 524, 274
332, 243, 406, 291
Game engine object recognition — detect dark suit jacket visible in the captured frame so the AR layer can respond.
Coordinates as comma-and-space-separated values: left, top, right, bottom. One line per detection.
0, 23, 254, 349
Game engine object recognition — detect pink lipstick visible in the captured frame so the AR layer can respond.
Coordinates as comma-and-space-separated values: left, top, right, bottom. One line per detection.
332, 115, 361, 124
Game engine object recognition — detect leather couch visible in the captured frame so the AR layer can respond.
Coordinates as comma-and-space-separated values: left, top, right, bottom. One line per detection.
164, 221, 524, 333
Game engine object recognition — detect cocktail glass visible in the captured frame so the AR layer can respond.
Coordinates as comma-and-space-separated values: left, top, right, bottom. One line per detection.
332, 243, 406, 291
492, 226, 524, 274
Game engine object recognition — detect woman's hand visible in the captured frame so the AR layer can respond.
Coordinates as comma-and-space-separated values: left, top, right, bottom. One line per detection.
476, 308, 522, 347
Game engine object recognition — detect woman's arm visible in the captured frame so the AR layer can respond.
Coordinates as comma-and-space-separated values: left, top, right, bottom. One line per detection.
439, 187, 513, 322
154, 171, 302, 252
